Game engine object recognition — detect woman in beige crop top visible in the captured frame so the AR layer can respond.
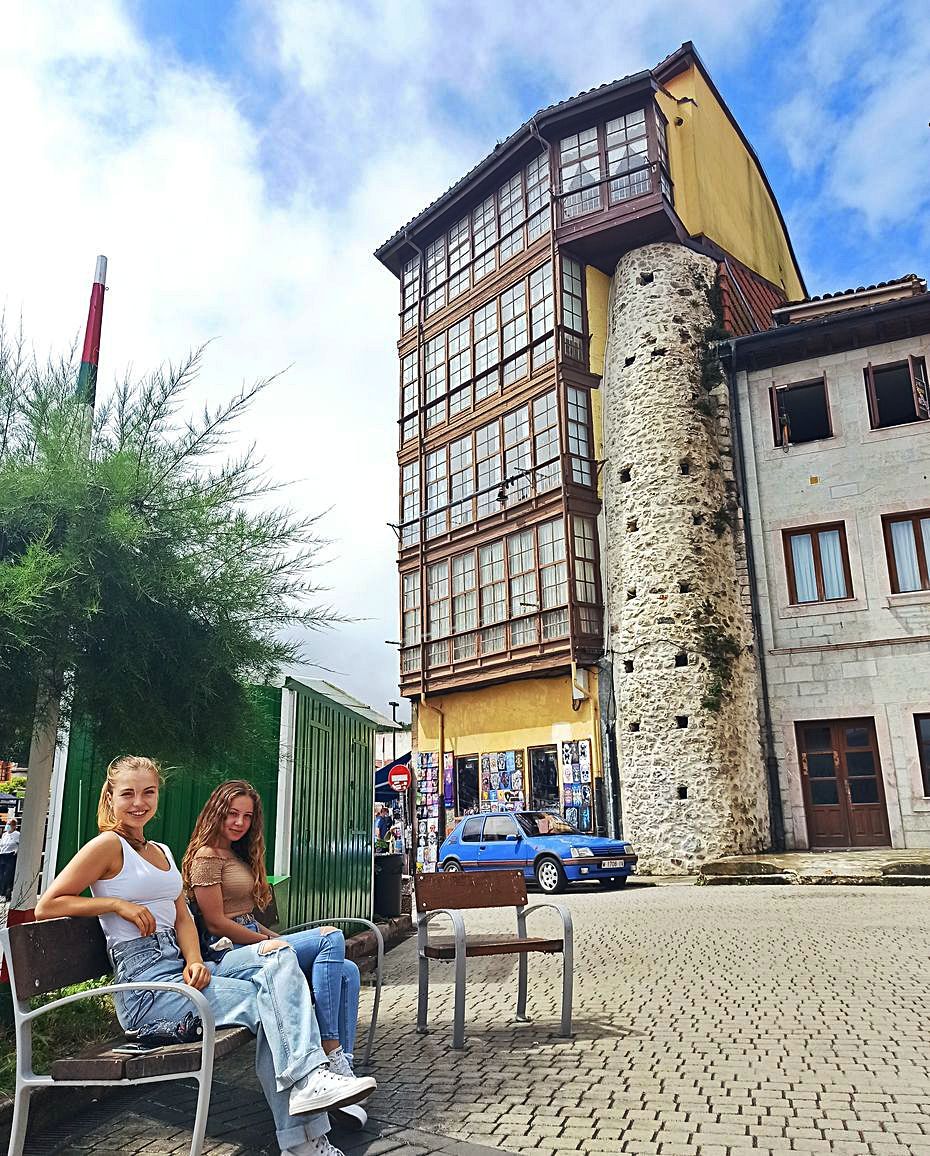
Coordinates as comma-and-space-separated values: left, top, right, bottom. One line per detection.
182, 782, 365, 1129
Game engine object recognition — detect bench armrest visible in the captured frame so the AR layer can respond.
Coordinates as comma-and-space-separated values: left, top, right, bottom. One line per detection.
21, 980, 216, 1032
416, 908, 466, 956
516, 902, 573, 947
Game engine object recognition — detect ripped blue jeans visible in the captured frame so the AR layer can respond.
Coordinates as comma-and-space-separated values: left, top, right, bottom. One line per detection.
111, 929, 330, 1151
210, 917, 361, 1055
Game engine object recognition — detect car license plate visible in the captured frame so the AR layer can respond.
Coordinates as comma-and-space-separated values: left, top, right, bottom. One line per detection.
600, 858, 625, 869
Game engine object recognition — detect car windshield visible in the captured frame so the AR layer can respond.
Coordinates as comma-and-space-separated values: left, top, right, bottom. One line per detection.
515, 812, 579, 837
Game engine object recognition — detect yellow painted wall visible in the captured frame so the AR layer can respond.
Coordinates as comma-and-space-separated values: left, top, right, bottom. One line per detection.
585, 265, 610, 500
417, 672, 601, 779
657, 68, 804, 301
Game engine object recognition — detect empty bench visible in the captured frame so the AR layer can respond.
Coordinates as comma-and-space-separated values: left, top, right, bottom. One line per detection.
414, 869, 573, 1050
0, 910, 384, 1156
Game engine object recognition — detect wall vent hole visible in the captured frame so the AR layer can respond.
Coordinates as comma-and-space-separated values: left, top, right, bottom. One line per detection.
674, 652, 688, 668
619, 467, 632, 482
678, 581, 692, 594
629, 721, 641, 733
679, 459, 691, 475
626, 587, 637, 601
692, 513, 704, 526
676, 715, 689, 729
677, 785, 688, 800
624, 354, 636, 367
623, 659, 634, 673
627, 518, 638, 533
638, 271, 655, 285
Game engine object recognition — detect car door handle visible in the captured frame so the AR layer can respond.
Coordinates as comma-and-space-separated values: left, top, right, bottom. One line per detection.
479, 844, 487, 850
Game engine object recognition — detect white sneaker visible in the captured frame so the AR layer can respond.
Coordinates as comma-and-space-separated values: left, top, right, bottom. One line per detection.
326, 1047, 354, 1078
288, 1066, 376, 1116
281, 1136, 346, 1156
331, 1101, 367, 1131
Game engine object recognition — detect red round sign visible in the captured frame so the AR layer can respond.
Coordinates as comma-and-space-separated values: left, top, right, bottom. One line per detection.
387, 766, 411, 792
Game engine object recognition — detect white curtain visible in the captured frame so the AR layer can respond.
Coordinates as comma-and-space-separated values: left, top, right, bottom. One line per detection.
891, 520, 921, 592
819, 529, 848, 599
791, 533, 818, 602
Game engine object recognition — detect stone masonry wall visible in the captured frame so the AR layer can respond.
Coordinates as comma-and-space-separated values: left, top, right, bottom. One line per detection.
601, 242, 770, 873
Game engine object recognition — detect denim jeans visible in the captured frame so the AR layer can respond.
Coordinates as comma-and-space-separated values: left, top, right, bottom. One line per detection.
219, 920, 361, 1054
111, 929, 330, 1151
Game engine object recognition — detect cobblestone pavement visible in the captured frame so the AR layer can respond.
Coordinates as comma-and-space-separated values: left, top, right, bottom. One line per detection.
21, 883, 930, 1155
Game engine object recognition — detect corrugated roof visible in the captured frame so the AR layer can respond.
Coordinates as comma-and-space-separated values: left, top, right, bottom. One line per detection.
283, 676, 400, 730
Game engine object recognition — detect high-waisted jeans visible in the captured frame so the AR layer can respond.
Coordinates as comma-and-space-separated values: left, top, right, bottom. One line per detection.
111, 929, 330, 1151
212, 919, 361, 1055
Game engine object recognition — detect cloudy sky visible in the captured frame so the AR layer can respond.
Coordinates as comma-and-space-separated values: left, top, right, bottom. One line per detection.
3, 0, 928, 721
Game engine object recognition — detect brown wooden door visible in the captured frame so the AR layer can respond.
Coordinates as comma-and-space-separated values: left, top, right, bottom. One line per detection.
797, 719, 891, 849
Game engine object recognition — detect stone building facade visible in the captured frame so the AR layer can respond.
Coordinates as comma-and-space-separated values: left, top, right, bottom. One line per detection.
729, 278, 930, 850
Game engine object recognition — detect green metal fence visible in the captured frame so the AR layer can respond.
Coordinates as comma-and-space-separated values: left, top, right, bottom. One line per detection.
55, 685, 282, 872
282, 679, 375, 926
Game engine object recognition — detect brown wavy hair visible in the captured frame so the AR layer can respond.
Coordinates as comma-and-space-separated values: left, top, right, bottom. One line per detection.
97, 755, 163, 832
181, 780, 272, 910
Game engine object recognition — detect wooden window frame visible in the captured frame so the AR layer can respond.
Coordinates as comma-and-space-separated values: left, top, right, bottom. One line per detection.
769, 376, 832, 448
559, 252, 589, 368
915, 715, 930, 798
782, 522, 853, 605
555, 102, 670, 230
453, 754, 480, 815
882, 510, 930, 593
865, 355, 930, 430
398, 150, 552, 332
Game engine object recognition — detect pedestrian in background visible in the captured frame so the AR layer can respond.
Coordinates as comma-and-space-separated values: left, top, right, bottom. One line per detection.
0, 819, 20, 899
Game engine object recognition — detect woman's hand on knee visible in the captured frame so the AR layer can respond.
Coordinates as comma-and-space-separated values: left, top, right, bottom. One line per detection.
258, 938, 293, 955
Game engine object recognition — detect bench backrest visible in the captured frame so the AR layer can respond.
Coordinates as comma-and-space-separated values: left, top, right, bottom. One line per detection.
2, 917, 110, 1000
415, 869, 527, 913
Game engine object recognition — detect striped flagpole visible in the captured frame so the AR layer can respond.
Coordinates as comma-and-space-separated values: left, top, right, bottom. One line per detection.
76, 255, 107, 415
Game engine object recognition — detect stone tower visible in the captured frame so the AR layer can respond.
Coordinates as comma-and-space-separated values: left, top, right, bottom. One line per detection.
601, 242, 770, 873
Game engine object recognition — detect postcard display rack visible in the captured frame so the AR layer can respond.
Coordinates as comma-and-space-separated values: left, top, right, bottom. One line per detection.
560, 739, 593, 831
479, 750, 526, 813
415, 751, 441, 873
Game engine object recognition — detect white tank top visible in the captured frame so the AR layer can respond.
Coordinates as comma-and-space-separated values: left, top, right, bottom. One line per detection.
90, 835, 182, 952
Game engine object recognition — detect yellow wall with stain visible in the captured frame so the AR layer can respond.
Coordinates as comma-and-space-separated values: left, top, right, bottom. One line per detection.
417, 672, 601, 778
658, 66, 804, 301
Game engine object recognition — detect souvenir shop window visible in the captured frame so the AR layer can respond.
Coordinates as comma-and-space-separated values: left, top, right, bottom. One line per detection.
559, 739, 594, 831
455, 754, 480, 814
480, 750, 526, 811
529, 745, 560, 810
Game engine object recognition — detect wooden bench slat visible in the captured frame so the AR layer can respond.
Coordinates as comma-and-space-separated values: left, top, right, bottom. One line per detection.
8, 917, 110, 998
415, 869, 527, 912
423, 934, 563, 960
49, 1026, 253, 1082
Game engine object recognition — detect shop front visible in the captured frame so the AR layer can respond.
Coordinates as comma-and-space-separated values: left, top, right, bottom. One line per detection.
412, 673, 602, 872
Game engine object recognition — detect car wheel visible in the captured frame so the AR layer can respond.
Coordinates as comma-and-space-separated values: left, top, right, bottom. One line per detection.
598, 876, 628, 889
535, 856, 567, 894
443, 860, 463, 872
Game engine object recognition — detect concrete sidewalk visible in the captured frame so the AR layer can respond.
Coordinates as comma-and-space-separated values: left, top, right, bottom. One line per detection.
699, 848, 930, 885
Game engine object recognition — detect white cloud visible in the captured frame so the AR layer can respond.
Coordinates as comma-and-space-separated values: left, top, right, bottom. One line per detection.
1, 0, 785, 716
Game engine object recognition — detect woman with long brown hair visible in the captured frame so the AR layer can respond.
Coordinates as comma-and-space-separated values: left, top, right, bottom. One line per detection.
182, 782, 364, 1124
36, 756, 374, 1156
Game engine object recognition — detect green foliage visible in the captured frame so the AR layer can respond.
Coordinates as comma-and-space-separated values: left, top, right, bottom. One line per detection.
0, 979, 117, 1101
711, 498, 739, 538
0, 330, 337, 761
7, 774, 27, 798
694, 599, 742, 712
697, 275, 731, 396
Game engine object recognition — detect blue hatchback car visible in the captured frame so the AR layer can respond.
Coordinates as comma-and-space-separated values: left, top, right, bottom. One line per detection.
438, 811, 637, 894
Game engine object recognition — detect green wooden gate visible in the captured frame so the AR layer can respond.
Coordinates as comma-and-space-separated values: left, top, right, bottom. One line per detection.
281, 679, 375, 926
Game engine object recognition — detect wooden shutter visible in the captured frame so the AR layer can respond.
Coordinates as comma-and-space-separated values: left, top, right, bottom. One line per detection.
908, 355, 930, 419
865, 362, 879, 427
773, 387, 791, 446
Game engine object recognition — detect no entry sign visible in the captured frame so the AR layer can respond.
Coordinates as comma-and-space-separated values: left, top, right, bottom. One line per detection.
388, 765, 411, 792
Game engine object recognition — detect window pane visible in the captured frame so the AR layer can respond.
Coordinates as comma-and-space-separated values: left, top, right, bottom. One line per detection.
848, 778, 879, 805
810, 780, 839, 805
789, 533, 817, 603
818, 529, 848, 599
890, 519, 921, 591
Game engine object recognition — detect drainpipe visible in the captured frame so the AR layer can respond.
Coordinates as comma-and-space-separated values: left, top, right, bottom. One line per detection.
722, 340, 786, 852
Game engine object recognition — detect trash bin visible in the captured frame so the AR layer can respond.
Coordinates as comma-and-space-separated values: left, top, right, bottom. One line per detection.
373, 853, 403, 918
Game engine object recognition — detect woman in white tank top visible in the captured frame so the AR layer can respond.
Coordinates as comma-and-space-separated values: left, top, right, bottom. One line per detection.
36, 755, 375, 1156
